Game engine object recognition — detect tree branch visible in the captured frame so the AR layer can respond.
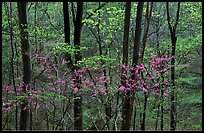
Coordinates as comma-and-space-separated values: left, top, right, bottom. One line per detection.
82, 2, 109, 26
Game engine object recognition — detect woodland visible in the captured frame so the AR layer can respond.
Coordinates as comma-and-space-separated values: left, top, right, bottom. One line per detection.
2, 2, 202, 131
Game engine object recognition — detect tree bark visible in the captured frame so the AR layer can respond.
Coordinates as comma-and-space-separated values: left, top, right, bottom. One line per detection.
132, 2, 144, 66
73, 2, 83, 130
166, 2, 180, 131
63, 2, 73, 70
121, 2, 131, 130
140, 2, 153, 63
17, 2, 31, 130
121, 2, 144, 130
140, 2, 153, 131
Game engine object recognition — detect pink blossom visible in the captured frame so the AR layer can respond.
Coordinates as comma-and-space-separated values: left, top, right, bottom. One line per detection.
126, 88, 131, 91
5, 85, 12, 91
89, 83, 94, 87
23, 105, 28, 110
31, 90, 37, 94
121, 64, 128, 71
56, 79, 61, 83
92, 92, 98, 97
119, 86, 125, 91
122, 73, 127, 78
164, 80, 168, 83
36, 104, 40, 110
84, 79, 90, 84
48, 76, 52, 79
130, 67, 135, 71
77, 69, 84, 73
73, 87, 78, 91
137, 64, 145, 70
142, 87, 148, 92
61, 80, 66, 84
50, 88, 56, 91
164, 92, 168, 97
101, 89, 107, 95
43, 57, 47, 64
153, 84, 159, 87
63, 72, 68, 76
2, 107, 11, 111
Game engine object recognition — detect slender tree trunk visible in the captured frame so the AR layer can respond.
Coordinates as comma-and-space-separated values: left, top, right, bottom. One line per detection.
141, 92, 148, 130
139, 3, 153, 130
95, 2, 112, 129
140, 2, 153, 62
63, 2, 83, 130
132, 2, 144, 66
166, 2, 180, 131
63, 2, 73, 70
160, 90, 164, 130
122, 2, 144, 130
30, 109, 32, 130
34, 2, 38, 53
17, 2, 31, 130
155, 99, 160, 130
5, 2, 19, 130
73, 2, 83, 130
121, 2, 131, 130
133, 101, 137, 130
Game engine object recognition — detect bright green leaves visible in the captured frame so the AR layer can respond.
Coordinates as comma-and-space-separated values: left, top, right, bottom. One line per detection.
176, 34, 201, 62
179, 2, 202, 36
49, 43, 88, 58
77, 55, 116, 69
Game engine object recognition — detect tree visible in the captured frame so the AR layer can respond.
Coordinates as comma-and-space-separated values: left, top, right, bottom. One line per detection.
17, 2, 32, 130
63, 2, 73, 70
166, 2, 180, 131
140, 2, 153, 131
121, 2, 131, 130
73, 2, 83, 130
121, 2, 144, 130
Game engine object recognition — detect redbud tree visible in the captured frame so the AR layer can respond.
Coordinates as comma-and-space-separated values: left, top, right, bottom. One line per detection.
2, 53, 179, 114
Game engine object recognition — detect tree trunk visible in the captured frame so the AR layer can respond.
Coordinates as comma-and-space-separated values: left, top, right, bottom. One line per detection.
166, 2, 180, 131
141, 92, 148, 130
17, 2, 31, 130
5, 2, 19, 130
140, 2, 153, 63
122, 2, 144, 130
63, 2, 73, 70
121, 2, 131, 130
139, 3, 153, 130
132, 2, 144, 66
73, 2, 83, 130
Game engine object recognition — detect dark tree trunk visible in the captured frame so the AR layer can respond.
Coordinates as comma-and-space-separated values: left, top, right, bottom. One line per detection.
63, 2, 73, 70
141, 92, 148, 130
73, 2, 83, 130
17, 2, 31, 130
5, 2, 19, 130
166, 2, 180, 131
132, 2, 144, 66
140, 2, 153, 131
121, 2, 131, 130
123, 2, 144, 130
140, 2, 153, 63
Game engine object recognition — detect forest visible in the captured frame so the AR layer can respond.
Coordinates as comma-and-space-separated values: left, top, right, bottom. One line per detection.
2, 2, 202, 131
